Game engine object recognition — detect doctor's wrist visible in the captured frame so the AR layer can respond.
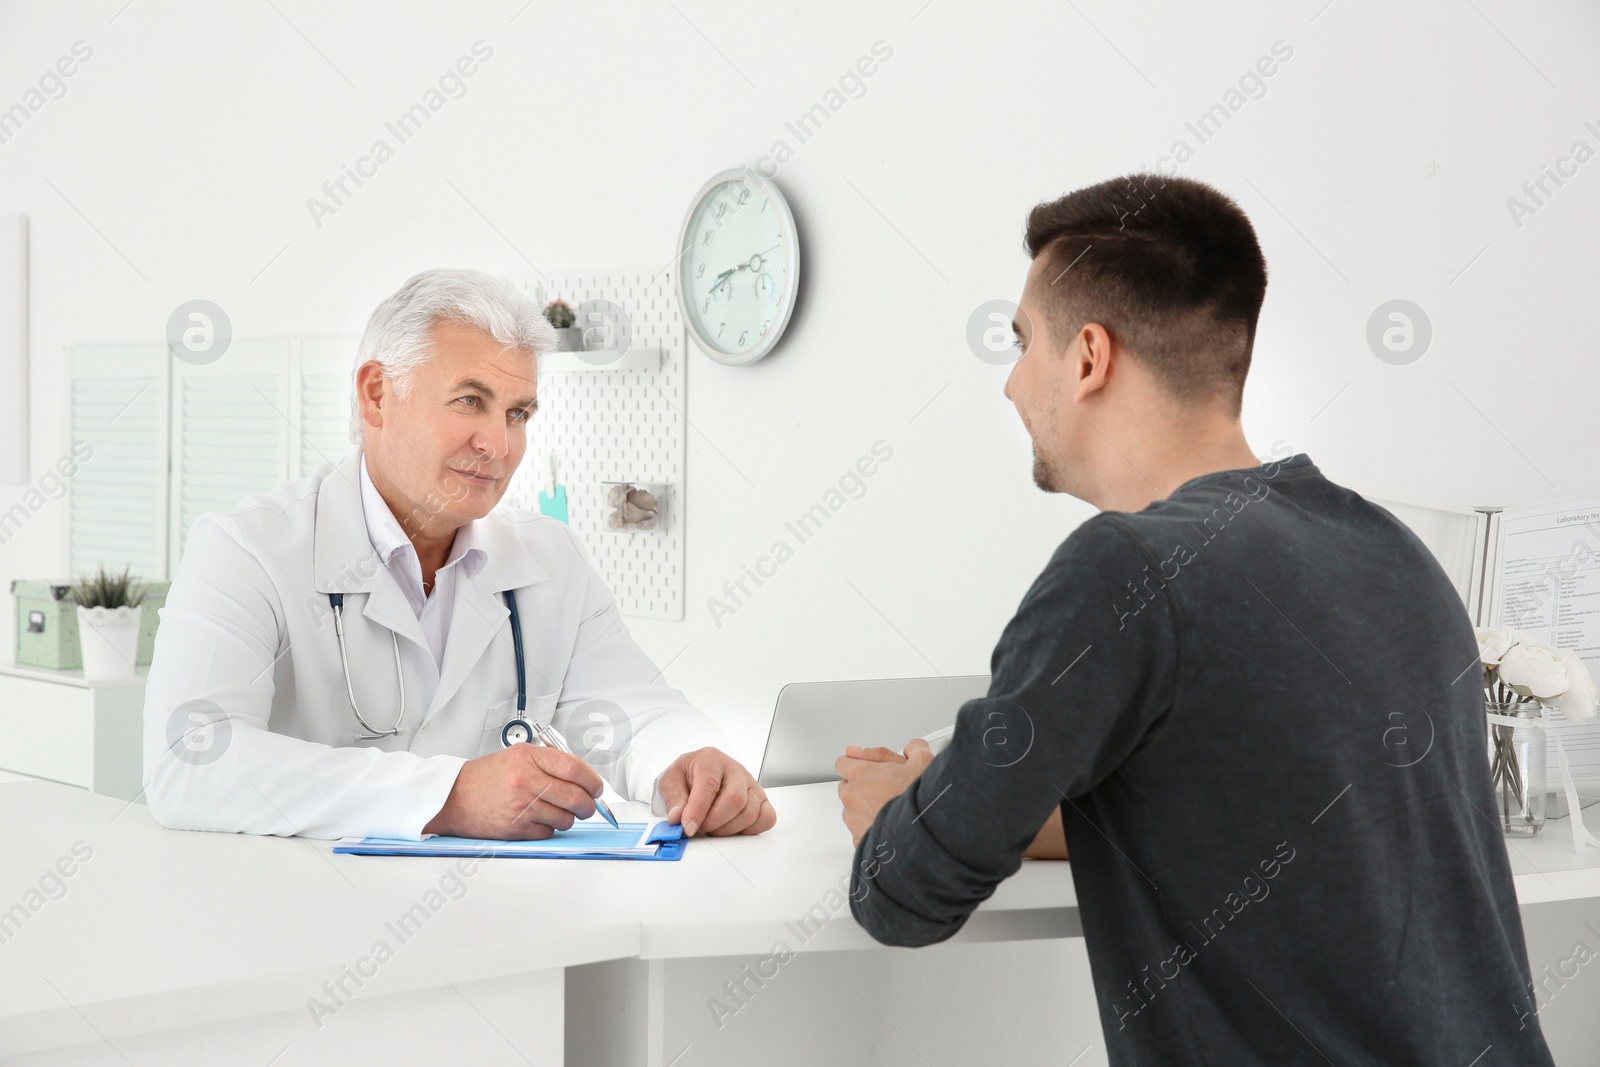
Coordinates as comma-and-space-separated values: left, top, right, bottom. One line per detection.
421, 799, 452, 836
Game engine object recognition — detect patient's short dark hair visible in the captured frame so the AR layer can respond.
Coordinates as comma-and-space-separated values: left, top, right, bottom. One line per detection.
1023, 174, 1267, 415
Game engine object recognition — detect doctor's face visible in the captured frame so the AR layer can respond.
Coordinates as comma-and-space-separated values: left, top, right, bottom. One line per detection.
360, 317, 536, 537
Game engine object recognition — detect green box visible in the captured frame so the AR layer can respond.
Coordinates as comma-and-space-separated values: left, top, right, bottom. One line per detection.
11, 578, 169, 670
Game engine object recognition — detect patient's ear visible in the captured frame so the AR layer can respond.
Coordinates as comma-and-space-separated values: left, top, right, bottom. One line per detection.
1069, 323, 1115, 403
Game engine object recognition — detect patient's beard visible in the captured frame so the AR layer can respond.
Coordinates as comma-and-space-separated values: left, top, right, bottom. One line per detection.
1031, 445, 1061, 493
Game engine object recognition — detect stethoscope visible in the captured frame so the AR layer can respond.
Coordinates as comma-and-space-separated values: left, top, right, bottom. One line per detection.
328, 589, 537, 745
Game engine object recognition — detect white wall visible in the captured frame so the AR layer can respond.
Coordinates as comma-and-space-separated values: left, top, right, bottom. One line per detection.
2, 0, 1599, 772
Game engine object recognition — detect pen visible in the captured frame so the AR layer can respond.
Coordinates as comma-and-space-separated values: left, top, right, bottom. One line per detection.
530, 720, 620, 829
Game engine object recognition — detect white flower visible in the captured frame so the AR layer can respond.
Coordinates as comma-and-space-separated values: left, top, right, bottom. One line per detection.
1476, 626, 1529, 665
1550, 647, 1598, 725
1498, 642, 1578, 701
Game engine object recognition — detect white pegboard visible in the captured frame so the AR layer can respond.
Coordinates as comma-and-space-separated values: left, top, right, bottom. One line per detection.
500, 267, 686, 620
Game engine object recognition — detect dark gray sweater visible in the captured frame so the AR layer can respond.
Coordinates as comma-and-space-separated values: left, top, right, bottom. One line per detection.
850, 453, 1552, 1066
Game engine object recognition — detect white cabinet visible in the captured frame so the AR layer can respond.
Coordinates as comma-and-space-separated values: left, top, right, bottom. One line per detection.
0, 661, 145, 800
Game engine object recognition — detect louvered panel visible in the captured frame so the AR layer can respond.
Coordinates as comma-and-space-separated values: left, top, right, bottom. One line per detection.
298, 338, 359, 477
67, 348, 168, 580
168, 340, 291, 570
300, 373, 352, 476
176, 373, 286, 553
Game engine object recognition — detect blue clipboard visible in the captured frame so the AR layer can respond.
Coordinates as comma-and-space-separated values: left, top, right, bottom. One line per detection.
332, 819, 687, 861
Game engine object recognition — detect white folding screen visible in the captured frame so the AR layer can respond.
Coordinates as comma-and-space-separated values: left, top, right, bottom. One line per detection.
67, 345, 168, 579
68, 337, 360, 582
296, 337, 359, 479
166, 340, 292, 572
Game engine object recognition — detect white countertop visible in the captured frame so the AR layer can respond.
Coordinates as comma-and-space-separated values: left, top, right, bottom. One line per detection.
1501, 810, 1600, 905
0, 658, 148, 688
3, 774, 1596, 1054
0, 779, 1075, 1053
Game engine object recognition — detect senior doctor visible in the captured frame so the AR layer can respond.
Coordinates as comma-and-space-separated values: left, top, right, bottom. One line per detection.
142, 268, 776, 842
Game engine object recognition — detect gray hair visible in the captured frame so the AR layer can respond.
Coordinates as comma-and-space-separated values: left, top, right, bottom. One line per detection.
348, 268, 556, 443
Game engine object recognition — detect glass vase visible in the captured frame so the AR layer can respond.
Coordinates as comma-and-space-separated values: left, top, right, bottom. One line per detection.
1487, 701, 1546, 836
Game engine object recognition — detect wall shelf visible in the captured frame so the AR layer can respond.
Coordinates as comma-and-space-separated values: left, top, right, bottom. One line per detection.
541, 346, 662, 373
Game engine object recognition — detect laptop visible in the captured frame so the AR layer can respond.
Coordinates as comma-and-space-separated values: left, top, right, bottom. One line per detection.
757, 674, 991, 788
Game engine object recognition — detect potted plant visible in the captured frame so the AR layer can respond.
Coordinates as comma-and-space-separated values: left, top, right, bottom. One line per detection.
72, 565, 147, 680
1475, 627, 1597, 835
543, 299, 582, 352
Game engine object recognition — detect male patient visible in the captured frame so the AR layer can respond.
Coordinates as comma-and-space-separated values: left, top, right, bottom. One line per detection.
836, 175, 1553, 1064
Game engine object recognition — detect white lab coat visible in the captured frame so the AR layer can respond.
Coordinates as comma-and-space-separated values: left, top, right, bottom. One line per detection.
141, 446, 728, 840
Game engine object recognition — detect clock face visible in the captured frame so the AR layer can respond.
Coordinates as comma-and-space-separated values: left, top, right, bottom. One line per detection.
677, 171, 799, 365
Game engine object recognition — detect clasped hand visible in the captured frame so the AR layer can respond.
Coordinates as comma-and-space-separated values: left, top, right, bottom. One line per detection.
835, 738, 934, 846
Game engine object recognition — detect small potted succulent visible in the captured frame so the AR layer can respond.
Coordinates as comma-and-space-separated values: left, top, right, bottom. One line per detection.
72, 564, 147, 680
543, 299, 582, 352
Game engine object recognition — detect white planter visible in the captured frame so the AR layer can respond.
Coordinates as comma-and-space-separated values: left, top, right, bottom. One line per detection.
76, 604, 143, 680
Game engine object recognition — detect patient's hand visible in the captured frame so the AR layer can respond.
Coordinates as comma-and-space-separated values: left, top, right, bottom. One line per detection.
1024, 807, 1069, 860
835, 739, 934, 846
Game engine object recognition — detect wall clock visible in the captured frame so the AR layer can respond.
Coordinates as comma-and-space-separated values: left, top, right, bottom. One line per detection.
675, 169, 799, 366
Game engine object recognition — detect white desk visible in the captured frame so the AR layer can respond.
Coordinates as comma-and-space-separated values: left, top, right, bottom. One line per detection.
1501, 817, 1600, 904
0, 779, 1085, 1067
2, 776, 1597, 1067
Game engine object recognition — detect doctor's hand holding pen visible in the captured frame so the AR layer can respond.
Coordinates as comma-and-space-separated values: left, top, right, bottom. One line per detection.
422, 743, 607, 840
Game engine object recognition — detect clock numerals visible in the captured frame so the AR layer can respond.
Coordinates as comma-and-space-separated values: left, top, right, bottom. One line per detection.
679, 171, 795, 365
